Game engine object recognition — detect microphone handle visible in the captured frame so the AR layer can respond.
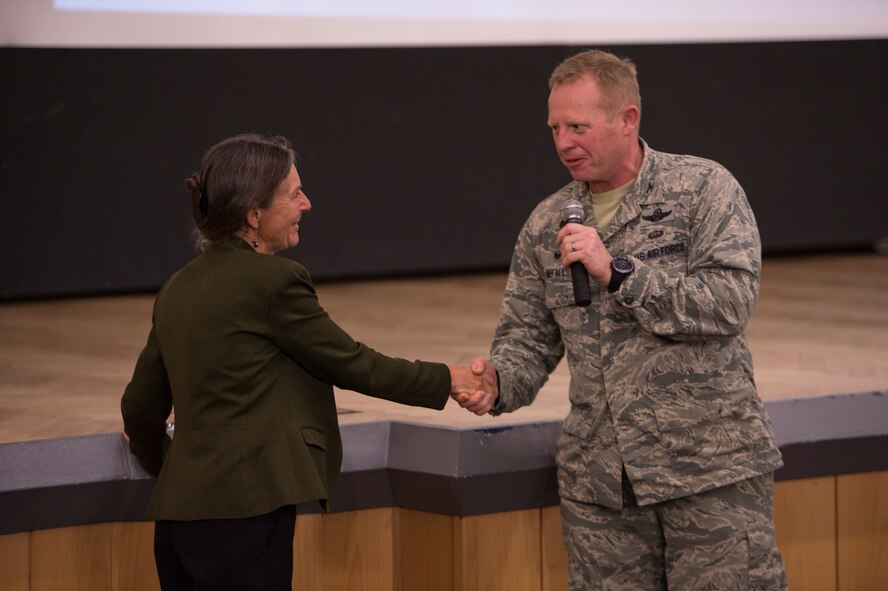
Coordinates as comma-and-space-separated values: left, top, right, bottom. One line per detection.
569, 261, 592, 307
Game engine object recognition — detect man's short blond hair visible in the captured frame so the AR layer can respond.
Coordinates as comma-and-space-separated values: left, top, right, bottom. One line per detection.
549, 49, 641, 116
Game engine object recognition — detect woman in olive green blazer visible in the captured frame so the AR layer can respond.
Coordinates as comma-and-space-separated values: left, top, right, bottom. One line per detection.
121, 133, 493, 590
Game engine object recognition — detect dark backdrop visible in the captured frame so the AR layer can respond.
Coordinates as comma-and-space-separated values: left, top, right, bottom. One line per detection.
1, 39, 886, 300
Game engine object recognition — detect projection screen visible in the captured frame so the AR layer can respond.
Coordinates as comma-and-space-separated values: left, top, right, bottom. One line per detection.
3, 0, 887, 47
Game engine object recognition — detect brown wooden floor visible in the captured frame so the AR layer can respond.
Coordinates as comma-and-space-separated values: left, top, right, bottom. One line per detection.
1, 252, 886, 444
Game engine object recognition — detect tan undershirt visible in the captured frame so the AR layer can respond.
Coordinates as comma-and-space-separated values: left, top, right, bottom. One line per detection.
590, 179, 634, 231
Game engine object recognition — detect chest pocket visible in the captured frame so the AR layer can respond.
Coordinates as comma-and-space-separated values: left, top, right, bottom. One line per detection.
544, 273, 586, 351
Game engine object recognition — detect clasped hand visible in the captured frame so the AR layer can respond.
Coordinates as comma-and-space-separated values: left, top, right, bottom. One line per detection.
448, 357, 499, 415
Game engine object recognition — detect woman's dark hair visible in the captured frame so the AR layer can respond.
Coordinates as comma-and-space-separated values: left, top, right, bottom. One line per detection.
185, 133, 296, 249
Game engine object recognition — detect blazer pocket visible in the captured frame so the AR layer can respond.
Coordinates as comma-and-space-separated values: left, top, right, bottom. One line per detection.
301, 427, 327, 450
298, 427, 330, 491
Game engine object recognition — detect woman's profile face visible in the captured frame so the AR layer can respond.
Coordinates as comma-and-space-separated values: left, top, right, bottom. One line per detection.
255, 164, 311, 254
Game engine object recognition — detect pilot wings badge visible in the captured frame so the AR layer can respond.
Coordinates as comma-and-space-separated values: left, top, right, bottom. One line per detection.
641, 207, 672, 222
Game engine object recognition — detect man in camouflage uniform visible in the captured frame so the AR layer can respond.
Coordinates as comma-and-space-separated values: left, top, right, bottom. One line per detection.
469, 49, 787, 589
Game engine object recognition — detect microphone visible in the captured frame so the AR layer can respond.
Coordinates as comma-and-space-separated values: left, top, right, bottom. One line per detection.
560, 199, 592, 307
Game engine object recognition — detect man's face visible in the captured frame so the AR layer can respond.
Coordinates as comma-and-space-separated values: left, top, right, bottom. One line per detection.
547, 76, 632, 193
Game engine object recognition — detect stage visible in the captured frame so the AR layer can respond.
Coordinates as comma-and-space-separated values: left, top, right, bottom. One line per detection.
1, 251, 886, 445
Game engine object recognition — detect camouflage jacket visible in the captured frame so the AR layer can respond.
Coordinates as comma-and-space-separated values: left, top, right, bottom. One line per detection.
490, 140, 783, 509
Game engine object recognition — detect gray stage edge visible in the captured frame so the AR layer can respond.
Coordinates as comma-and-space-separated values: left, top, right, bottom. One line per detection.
1, 391, 886, 535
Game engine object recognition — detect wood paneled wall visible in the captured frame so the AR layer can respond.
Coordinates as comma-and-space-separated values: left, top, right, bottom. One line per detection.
2, 471, 886, 591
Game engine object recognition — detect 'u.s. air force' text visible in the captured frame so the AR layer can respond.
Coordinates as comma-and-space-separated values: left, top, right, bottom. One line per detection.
544, 241, 686, 279
635, 241, 685, 261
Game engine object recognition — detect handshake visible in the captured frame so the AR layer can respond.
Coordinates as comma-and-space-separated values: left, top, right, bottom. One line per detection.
447, 358, 498, 416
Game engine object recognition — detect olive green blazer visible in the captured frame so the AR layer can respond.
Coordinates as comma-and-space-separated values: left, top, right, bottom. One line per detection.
121, 237, 450, 521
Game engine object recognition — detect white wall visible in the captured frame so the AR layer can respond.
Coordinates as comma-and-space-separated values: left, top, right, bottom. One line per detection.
2, 0, 888, 47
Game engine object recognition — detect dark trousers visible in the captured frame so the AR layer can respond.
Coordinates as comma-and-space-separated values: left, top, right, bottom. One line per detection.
154, 505, 297, 591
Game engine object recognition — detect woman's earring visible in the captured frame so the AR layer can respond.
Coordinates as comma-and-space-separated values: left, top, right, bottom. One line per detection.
252, 238, 259, 248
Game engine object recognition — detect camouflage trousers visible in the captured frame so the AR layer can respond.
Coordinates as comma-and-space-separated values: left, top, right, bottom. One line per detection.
560, 472, 787, 590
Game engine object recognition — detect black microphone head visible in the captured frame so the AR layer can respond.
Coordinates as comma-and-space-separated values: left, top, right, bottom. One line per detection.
560, 199, 585, 224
